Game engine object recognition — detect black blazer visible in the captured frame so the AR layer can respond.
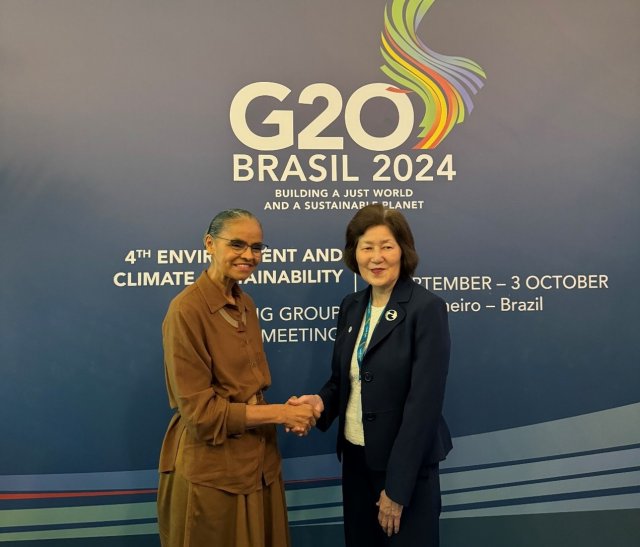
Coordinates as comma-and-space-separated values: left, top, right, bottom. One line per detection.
317, 276, 452, 506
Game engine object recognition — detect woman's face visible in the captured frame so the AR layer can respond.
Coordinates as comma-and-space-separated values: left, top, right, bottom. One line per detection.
355, 224, 402, 292
206, 218, 263, 283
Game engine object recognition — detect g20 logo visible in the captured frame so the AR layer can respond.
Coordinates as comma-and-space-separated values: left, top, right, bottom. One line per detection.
230, 0, 486, 153
230, 82, 458, 183
230, 82, 414, 152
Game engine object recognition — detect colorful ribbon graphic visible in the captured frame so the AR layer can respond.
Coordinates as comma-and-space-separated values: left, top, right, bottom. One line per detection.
381, 0, 486, 149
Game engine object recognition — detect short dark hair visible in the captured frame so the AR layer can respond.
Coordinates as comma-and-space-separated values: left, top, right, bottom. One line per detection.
204, 209, 261, 245
343, 204, 418, 278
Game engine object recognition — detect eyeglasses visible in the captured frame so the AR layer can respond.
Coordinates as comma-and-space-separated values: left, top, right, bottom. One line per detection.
215, 236, 268, 255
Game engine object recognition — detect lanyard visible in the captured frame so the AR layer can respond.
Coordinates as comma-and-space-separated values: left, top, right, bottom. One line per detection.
356, 298, 376, 371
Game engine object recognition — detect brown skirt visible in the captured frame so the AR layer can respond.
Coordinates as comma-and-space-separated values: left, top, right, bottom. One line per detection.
157, 434, 290, 547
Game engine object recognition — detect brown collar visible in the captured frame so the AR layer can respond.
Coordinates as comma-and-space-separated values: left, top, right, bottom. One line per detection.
195, 271, 248, 315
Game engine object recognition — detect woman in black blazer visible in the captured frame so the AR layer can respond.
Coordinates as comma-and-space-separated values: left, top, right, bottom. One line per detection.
289, 204, 452, 547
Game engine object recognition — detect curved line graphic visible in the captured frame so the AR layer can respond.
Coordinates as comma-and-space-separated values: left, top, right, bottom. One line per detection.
0, 490, 157, 501
2, 403, 638, 531
381, 0, 486, 148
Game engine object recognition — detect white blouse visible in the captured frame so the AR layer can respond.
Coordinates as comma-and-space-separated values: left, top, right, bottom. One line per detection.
344, 304, 385, 446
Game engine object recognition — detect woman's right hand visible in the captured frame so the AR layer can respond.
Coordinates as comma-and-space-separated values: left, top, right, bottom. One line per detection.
284, 395, 324, 435
281, 403, 319, 436
287, 394, 324, 414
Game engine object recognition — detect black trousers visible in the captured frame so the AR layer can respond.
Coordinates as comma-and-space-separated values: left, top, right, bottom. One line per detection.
342, 440, 442, 547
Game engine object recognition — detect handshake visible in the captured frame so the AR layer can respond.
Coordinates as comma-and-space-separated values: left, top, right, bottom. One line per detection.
282, 394, 324, 437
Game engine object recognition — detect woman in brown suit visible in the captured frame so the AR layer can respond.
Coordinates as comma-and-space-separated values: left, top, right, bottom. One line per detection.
157, 209, 318, 547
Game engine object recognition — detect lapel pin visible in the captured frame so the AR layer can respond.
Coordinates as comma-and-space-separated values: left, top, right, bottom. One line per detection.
348, 326, 353, 333
385, 309, 398, 321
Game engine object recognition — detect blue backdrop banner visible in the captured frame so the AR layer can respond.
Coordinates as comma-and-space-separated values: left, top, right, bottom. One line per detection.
1, 1, 639, 545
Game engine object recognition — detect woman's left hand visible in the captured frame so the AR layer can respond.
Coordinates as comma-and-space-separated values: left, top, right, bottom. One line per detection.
376, 489, 403, 536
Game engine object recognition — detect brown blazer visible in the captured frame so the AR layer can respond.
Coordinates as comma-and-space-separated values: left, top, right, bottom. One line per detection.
158, 272, 281, 494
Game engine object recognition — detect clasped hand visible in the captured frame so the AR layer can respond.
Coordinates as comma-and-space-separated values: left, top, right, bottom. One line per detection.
282, 396, 322, 436
284, 394, 324, 436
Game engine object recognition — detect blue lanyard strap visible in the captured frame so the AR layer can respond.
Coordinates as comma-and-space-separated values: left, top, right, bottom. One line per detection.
356, 299, 374, 370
